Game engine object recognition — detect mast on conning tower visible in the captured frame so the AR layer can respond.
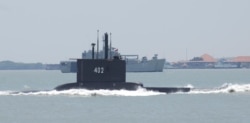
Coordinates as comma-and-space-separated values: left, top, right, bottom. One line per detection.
110, 33, 112, 59
104, 33, 109, 59
97, 30, 99, 59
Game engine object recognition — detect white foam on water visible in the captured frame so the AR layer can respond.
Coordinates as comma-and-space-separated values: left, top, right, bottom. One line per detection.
1, 83, 250, 96
0, 90, 13, 95
0, 87, 165, 97
184, 84, 194, 88
188, 83, 250, 94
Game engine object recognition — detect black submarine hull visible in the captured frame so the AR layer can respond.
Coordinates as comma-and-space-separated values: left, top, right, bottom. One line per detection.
55, 82, 190, 93
55, 82, 143, 91
145, 87, 190, 93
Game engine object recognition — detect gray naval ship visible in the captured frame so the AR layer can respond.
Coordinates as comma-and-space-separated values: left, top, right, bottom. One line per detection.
60, 42, 165, 73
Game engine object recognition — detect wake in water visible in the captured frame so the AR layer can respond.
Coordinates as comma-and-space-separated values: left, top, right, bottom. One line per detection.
188, 83, 250, 94
0, 83, 249, 96
0, 87, 164, 97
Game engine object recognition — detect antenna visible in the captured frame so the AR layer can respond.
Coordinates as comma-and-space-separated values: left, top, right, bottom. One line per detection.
97, 30, 99, 59
186, 48, 188, 61
110, 33, 112, 59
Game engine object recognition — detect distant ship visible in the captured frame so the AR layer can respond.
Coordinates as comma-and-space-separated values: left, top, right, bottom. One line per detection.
60, 45, 165, 73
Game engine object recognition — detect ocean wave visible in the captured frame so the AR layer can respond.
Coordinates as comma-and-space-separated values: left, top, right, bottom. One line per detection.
0, 88, 165, 97
188, 83, 250, 94
1, 83, 249, 96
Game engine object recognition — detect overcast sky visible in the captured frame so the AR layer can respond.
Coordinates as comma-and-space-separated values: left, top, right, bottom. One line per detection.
1, 0, 249, 63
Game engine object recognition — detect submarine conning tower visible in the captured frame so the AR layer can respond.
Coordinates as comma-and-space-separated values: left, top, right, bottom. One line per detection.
55, 32, 143, 91
77, 32, 126, 83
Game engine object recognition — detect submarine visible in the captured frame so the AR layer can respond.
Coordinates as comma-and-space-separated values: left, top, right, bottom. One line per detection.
55, 32, 190, 93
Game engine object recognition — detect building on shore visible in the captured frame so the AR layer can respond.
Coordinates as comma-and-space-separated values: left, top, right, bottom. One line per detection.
166, 54, 250, 69
230, 56, 250, 68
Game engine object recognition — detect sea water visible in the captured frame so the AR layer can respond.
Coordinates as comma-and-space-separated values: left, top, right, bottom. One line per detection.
0, 69, 250, 123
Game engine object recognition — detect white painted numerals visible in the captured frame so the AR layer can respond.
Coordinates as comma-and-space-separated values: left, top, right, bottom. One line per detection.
94, 67, 104, 74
